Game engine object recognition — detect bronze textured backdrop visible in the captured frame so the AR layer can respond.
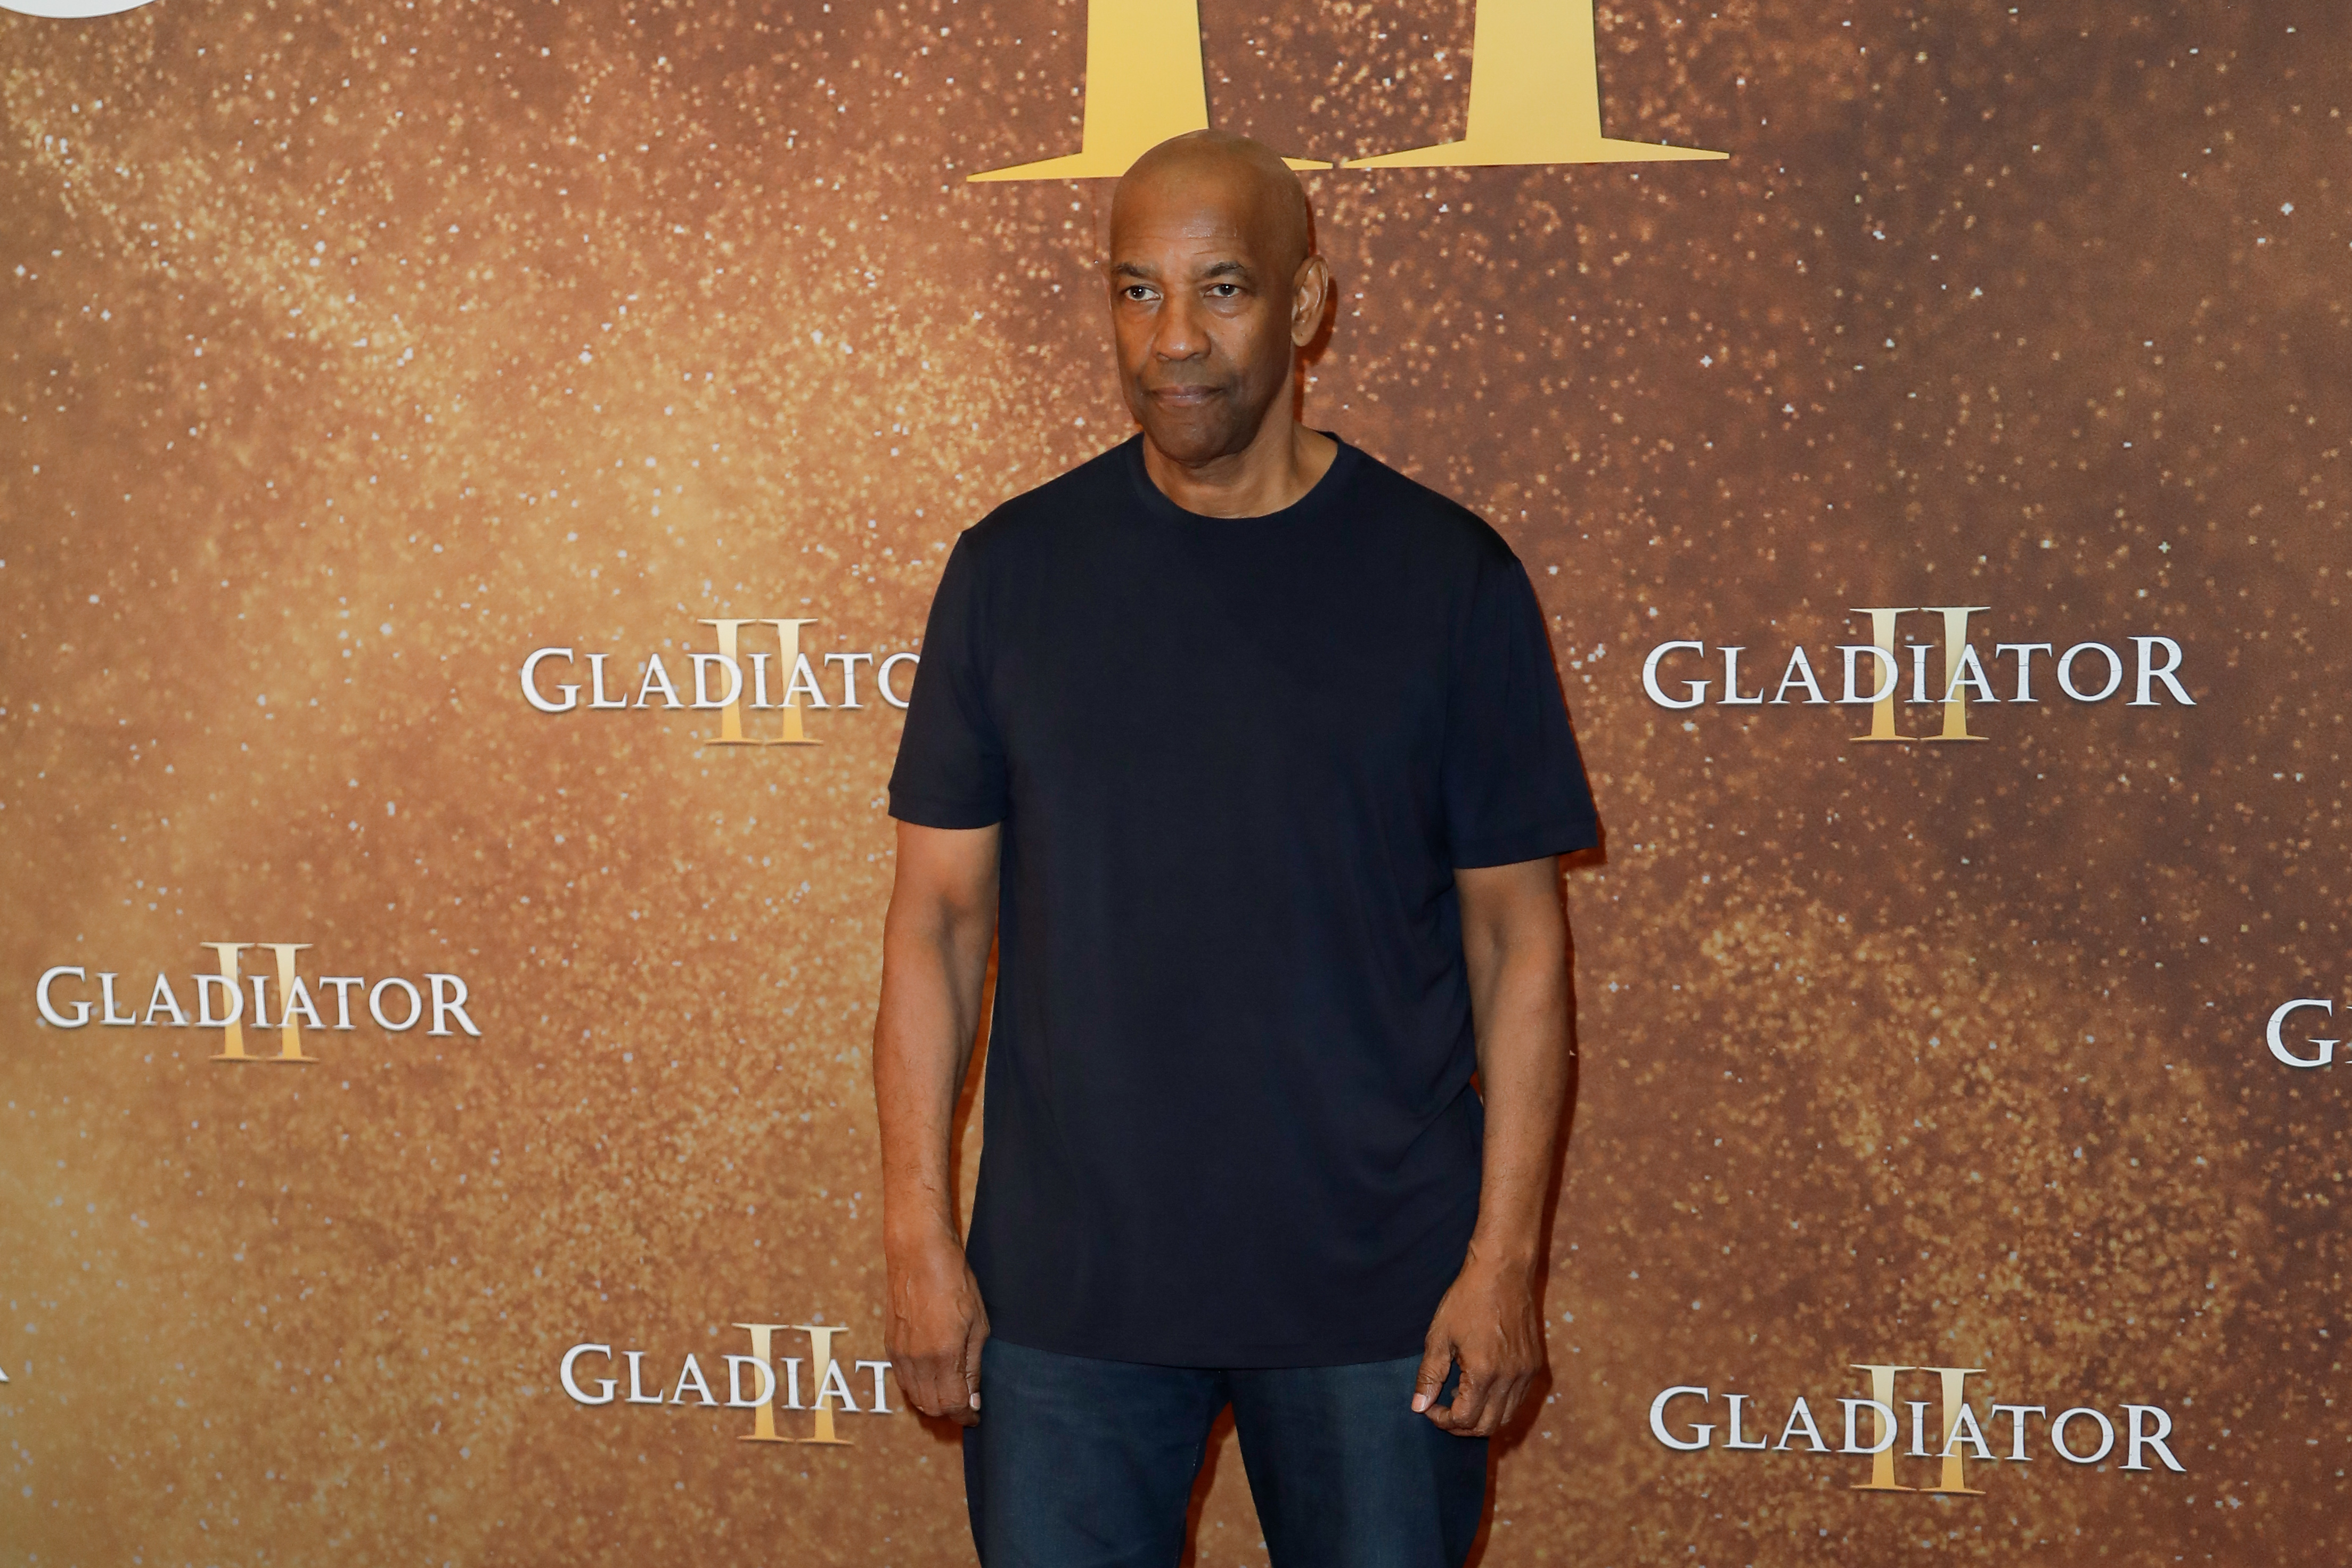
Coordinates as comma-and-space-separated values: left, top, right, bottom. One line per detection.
2, 0, 2345, 1562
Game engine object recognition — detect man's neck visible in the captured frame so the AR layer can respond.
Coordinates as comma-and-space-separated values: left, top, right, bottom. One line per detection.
1140, 418, 1339, 519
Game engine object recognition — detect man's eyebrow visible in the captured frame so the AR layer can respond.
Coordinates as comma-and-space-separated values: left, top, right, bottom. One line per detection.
1106, 257, 1255, 282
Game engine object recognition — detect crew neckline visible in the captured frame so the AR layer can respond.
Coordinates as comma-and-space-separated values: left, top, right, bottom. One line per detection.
1122, 431, 1359, 527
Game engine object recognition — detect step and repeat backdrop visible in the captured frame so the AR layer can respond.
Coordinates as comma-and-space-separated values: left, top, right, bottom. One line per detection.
3, 0, 2344, 1562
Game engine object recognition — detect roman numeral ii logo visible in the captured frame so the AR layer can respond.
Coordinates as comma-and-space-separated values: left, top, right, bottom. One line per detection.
971, 0, 1726, 181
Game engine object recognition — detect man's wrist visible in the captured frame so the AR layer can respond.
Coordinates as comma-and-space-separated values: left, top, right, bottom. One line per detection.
884, 1211, 966, 1258
1462, 1233, 1544, 1281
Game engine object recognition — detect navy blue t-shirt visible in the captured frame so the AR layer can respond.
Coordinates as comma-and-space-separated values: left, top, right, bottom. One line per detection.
887, 435, 1599, 1367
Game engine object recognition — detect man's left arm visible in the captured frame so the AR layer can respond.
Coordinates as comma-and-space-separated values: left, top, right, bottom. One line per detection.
1414, 854, 1574, 1435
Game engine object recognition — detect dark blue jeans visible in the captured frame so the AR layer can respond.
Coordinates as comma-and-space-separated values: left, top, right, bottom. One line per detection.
962, 1338, 1489, 1568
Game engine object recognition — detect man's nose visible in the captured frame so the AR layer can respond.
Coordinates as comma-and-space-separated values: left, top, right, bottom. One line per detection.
1151, 296, 1208, 361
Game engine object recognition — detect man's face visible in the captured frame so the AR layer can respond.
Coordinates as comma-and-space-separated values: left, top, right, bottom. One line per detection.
1106, 170, 1313, 467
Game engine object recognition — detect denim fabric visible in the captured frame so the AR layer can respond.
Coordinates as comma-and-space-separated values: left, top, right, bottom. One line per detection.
963, 1338, 1489, 1568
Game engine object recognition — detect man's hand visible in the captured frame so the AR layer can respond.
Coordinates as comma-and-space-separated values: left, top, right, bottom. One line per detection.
1412, 1246, 1546, 1437
885, 1227, 991, 1425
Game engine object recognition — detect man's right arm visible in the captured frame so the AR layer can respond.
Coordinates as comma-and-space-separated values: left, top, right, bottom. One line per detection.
874, 819, 1001, 1425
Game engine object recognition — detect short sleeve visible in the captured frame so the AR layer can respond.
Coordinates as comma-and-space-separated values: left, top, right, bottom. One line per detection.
1441, 548, 1602, 867
888, 533, 1009, 829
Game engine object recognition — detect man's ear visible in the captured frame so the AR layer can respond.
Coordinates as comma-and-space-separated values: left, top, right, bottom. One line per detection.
1292, 255, 1333, 347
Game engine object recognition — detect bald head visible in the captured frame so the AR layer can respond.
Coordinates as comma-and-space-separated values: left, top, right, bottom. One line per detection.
1104, 132, 1330, 477
1112, 130, 1313, 279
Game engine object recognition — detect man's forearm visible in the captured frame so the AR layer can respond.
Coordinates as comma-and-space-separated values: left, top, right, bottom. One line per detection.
873, 828, 999, 1250
1456, 858, 1574, 1271
874, 925, 991, 1244
1466, 940, 1572, 1268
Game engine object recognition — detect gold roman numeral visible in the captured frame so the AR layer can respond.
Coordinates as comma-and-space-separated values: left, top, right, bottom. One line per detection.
969, 0, 1722, 182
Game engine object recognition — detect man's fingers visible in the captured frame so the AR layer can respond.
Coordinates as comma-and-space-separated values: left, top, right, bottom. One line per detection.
960, 1317, 990, 1416
898, 1358, 943, 1417
1487, 1373, 1533, 1433
920, 1358, 958, 1416
891, 1364, 927, 1414
1432, 1369, 1494, 1432
1456, 1367, 1540, 1436
900, 1352, 977, 1422
886, 1349, 928, 1412
935, 1376, 981, 1424
1461, 1374, 1523, 1437
1410, 1340, 1455, 1414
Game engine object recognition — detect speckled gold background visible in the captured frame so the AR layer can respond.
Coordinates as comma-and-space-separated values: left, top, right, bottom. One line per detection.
3, 0, 2346, 1562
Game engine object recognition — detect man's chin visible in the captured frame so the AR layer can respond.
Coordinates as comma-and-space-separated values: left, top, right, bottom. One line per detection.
1137, 410, 1254, 468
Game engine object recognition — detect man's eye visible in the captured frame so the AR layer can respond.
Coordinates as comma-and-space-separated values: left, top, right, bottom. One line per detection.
1208, 284, 1240, 297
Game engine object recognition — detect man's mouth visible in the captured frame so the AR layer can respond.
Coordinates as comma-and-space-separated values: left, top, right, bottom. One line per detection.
1146, 382, 1223, 406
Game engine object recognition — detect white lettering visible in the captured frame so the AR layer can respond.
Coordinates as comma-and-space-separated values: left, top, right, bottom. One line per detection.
1722, 1392, 1767, 1450
855, 1359, 894, 1415
2129, 635, 2194, 706
671, 1353, 718, 1407
36, 966, 89, 1028
725, 1354, 778, 1409
1990, 1404, 2046, 1462
2057, 642, 2124, 703
1648, 1385, 1713, 1450
634, 654, 684, 709
1839, 644, 1900, 705
1840, 1398, 1900, 1455
281, 977, 325, 1032
1995, 642, 2055, 702
826, 652, 875, 709
623, 1349, 664, 1405
1941, 642, 1995, 705
690, 653, 744, 710
2266, 998, 2335, 1069
1907, 641, 1934, 704
2122, 1404, 2185, 1473
1719, 647, 1763, 705
815, 1357, 859, 1413
1641, 641, 1708, 709
194, 972, 244, 1028
521, 648, 579, 713
143, 973, 190, 1028
427, 974, 481, 1039
560, 1343, 617, 1405
586, 652, 628, 709
781, 652, 832, 709
2049, 1407, 2116, 1465
1940, 1402, 1995, 1462
1775, 1396, 1828, 1452
1772, 646, 1828, 705
98, 973, 137, 1026
369, 977, 423, 1032
320, 977, 363, 1030
878, 652, 919, 709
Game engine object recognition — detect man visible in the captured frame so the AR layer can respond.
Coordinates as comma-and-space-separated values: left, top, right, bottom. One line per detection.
873, 130, 1597, 1567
